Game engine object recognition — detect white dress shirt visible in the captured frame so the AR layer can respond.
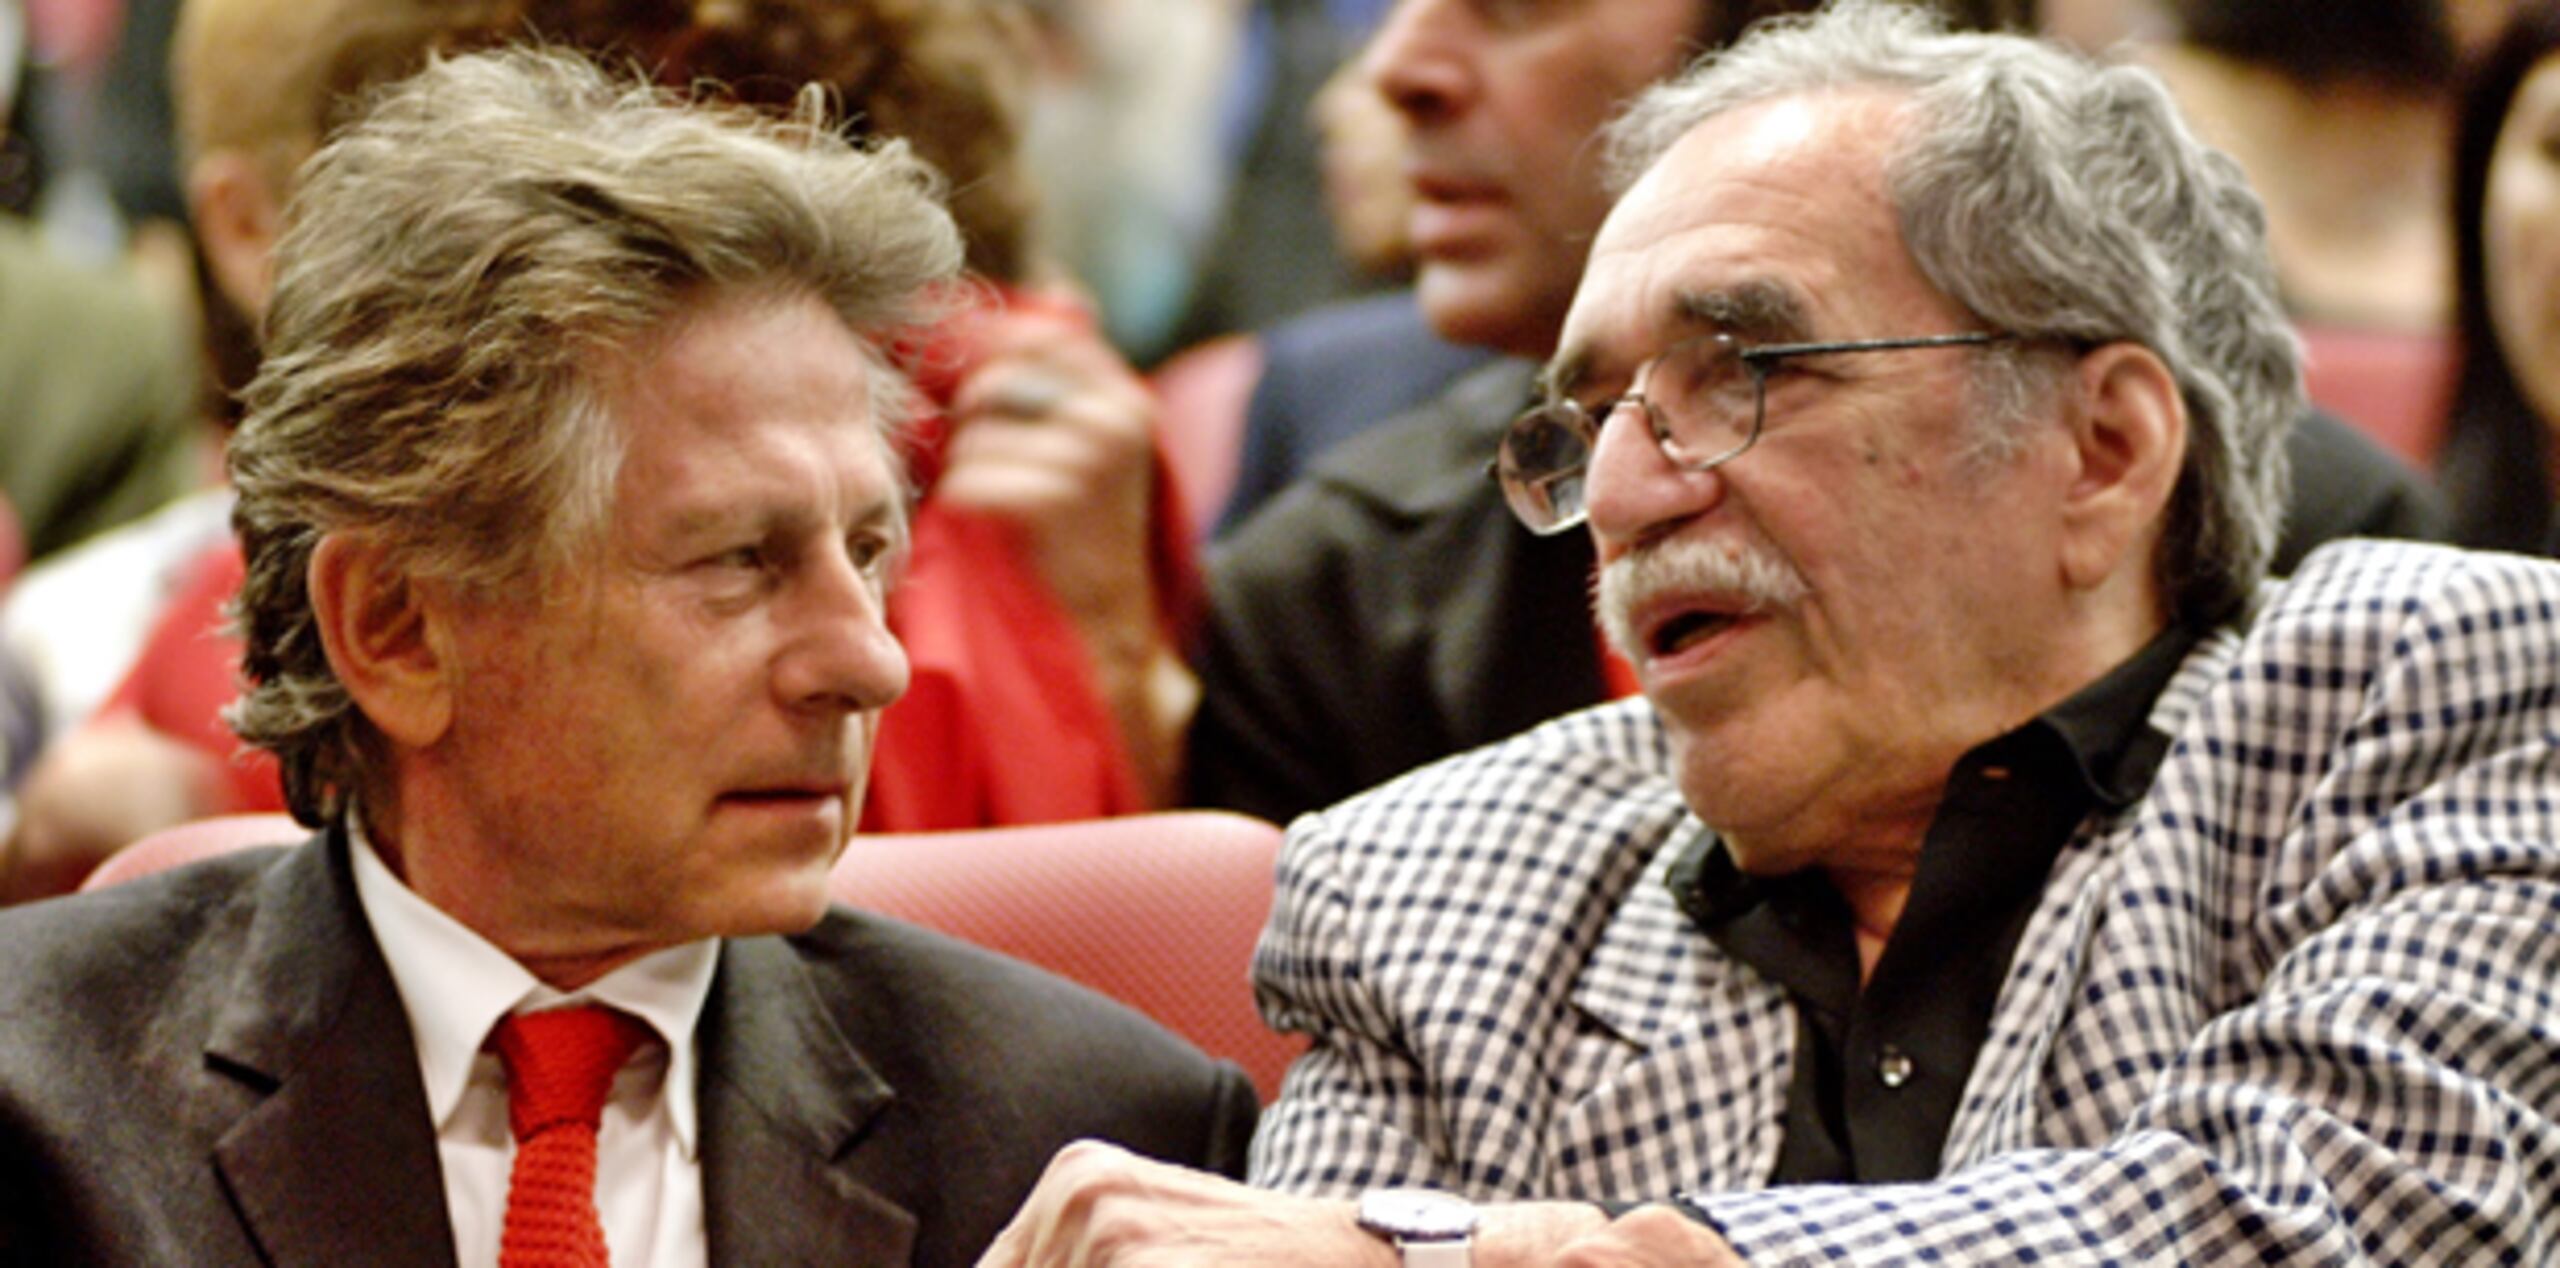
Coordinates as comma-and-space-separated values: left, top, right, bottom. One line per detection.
351, 818, 719, 1268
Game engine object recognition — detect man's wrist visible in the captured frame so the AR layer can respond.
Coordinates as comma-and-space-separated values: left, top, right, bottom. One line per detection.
1358, 1188, 1480, 1267
1471, 1200, 1618, 1268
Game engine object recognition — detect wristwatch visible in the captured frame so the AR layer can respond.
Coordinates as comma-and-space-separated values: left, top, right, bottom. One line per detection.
1357, 1187, 1480, 1267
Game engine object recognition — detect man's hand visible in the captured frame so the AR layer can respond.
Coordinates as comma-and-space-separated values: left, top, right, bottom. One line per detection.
1553, 1203, 1749, 1267
979, 1140, 1390, 1267
982, 1141, 1740, 1266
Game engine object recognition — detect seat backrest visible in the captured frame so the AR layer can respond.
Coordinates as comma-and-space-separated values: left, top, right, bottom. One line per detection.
834, 811, 1302, 1101
86, 809, 1304, 1100
1148, 333, 1262, 542
0, 491, 23, 593
2297, 322, 2457, 468
78, 812, 306, 890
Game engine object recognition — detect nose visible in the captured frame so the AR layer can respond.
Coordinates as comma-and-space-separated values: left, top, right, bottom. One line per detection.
775, 546, 909, 716
1366, 0, 1472, 128
1582, 401, 1729, 556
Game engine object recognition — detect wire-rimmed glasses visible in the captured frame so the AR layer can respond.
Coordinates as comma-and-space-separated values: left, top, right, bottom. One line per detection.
1494, 330, 2017, 535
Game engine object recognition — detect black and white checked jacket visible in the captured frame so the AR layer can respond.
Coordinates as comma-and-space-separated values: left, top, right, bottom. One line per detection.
1248, 539, 2560, 1265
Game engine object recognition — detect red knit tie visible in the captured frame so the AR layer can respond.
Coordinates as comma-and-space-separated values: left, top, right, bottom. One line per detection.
493, 1006, 651, 1268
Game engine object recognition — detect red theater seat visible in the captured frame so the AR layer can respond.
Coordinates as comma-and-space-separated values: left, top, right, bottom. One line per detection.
78, 812, 305, 888
2297, 322, 2457, 468
0, 493, 22, 592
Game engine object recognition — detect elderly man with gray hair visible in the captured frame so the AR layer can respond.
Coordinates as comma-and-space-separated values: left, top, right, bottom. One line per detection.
0, 44, 1252, 1266
985, 3, 2560, 1264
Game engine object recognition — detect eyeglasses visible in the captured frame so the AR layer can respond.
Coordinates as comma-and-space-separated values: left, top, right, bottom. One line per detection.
1494, 330, 2016, 535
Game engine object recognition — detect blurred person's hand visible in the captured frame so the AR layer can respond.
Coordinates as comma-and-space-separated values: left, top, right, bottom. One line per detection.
943, 301, 1162, 632
940, 299, 1194, 802
2, 717, 226, 903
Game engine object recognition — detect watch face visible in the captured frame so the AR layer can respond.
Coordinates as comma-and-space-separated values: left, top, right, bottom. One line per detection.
1359, 1188, 1481, 1241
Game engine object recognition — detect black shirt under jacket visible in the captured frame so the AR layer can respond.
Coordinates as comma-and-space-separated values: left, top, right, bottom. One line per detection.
1666, 620, 2201, 1184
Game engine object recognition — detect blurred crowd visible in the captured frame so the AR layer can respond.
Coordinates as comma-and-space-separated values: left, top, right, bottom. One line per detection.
5, 0, 2560, 899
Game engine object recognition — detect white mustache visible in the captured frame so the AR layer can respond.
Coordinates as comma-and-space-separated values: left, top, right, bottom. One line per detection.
1596, 537, 1808, 660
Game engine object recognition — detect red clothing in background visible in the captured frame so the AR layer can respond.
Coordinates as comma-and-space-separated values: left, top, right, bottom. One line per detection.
863, 286, 1199, 829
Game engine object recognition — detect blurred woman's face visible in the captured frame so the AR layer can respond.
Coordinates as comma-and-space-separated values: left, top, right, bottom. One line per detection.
2486, 53, 2560, 429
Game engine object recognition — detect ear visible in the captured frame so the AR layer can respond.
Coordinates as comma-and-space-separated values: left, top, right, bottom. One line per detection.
308, 534, 455, 751
2056, 341, 2186, 595
185, 149, 286, 321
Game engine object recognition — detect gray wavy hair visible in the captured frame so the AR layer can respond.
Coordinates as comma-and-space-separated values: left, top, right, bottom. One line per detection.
226, 44, 964, 825
1604, 0, 2298, 624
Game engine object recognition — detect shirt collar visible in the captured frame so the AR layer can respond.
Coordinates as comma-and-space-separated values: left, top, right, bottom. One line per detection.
347, 812, 721, 1157
2025, 617, 2199, 810
1662, 621, 2204, 1182
1672, 618, 2201, 928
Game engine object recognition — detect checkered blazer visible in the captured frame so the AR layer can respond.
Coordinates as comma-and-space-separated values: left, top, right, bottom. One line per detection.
1247, 540, 2560, 1264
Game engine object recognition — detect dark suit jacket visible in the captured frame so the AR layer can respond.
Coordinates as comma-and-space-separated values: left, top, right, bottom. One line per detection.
1189, 358, 2450, 824
0, 829, 1258, 1266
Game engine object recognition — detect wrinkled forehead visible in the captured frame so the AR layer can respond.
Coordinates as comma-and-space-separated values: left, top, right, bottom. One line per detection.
1551, 91, 1936, 390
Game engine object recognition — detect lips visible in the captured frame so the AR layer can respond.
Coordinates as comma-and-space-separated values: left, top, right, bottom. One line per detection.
1401, 158, 1516, 258
1596, 537, 1808, 670
1624, 593, 1762, 665
718, 780, 848, 807
1407, 199, 1517, 262
1648, 608, 1742, 658
1407, 166, 1505, 205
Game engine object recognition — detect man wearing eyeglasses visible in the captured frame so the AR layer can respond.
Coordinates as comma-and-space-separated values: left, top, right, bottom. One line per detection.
1183, 0, 2446, 829
987, 4, 2560, 1263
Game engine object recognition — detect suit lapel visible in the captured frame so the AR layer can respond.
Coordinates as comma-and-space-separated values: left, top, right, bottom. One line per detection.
1944, 627, 2252, 1169
193, 838, 923, 1264
698, 934, 916, 1266
204, 830, 457, 1268
1571, 825, 1718, 1051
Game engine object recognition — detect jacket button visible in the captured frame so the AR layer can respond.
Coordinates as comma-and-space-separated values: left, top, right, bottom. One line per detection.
1877, 1045, 1914, 1089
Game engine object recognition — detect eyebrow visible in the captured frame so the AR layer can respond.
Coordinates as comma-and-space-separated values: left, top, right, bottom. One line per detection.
656, 482, 910, 554
1540, 279, 1817, 401
1674, 281, 1814, 345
